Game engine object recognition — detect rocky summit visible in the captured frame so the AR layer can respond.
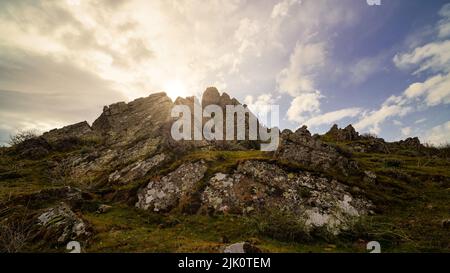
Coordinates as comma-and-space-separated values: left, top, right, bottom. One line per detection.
0, 87, 449, 253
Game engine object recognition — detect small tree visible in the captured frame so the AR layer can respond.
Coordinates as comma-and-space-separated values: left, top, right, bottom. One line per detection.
8, 130, 38, 146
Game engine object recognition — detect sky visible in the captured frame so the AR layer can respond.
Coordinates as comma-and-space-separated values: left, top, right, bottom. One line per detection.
0, 0, 449, 146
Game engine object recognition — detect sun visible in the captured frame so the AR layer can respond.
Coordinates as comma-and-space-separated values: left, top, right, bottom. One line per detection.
164, 80, 188, 101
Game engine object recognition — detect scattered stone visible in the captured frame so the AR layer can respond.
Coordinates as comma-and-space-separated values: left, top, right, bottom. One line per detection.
96, 204, 112, 214
223, 242, 262, 253
364, 171, 377, 183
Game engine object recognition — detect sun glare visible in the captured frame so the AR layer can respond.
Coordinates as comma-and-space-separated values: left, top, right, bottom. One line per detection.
164, 81, 188, 101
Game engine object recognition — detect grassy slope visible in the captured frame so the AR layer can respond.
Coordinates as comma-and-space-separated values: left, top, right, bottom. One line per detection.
1, 146, 449, 253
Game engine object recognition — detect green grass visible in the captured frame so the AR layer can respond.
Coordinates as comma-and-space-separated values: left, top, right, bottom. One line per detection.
1, 143, 448, 253
81, 205, 364, 253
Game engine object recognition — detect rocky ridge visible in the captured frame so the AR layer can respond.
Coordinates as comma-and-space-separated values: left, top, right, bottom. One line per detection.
1, 87, 446, 253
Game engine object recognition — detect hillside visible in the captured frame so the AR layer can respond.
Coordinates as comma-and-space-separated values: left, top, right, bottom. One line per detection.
0, 88, 449, 253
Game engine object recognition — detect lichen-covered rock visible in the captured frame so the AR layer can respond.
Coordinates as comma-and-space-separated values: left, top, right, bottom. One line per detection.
96, 204, 112, 214
223, 242, 262, 253
275, 126, 356, 175
136, 161, 208, 212
36, 202, 90, 244
201, 160, 372, 235
108, 153, 167, 184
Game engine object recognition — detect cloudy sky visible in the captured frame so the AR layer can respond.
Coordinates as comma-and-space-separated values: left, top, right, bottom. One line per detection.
1, 0, 449, 145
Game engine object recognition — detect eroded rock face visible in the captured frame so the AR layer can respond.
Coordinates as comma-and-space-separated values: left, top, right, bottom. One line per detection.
36, 202, 90, 244
201, 160, 372, 234
91, 92, 173, 147
136, 161, 208, 211
108, 153, 167, 184
42, 121, 95, 142
397, 137, 422, 149
275, 126, 356, 175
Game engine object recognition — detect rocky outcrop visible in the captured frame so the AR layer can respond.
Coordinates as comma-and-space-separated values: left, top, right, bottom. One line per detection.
275, 126, 357, 175
36, 202, 90, 244
91, 92, 173, 147
201, 160, 372, 235
42, 121, 95, 142
201, 87, 237, 108
325, 124, 360, 142
136, 161, 208, 212
397, 137, 422, 149
108, 153, 167, 184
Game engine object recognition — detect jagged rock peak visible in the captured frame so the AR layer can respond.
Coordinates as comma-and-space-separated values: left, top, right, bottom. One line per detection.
201, 87, 237, 108
202, 87, 221, 107
325, 124, 360, 141
295, 125, 311, 137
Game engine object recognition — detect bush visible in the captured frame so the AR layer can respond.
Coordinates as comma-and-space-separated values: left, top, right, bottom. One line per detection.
0, 213, 33, 253
384, 159, 403, 168
8, 130, 38, 146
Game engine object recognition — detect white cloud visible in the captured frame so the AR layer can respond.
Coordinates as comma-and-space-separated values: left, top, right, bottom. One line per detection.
348, 56, 384, 85
286, 91, 322, 124
354, 104, 412, 135
401, 127, 412, 136
393, 40, 450, 74
415, 118, 427, 124
303, 107, 361, 127
356, 3, 450, 136
271, 0, 301, 19
276, 42, 327, 97
393, 120, 403, 126
422, 121, 450, 146
438, 3, 450, 38
244, 93, 278, 117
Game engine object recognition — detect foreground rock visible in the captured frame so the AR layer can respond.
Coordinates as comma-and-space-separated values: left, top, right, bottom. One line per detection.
135, 158, 372, 235
36, 202, 90, 244
202, 160, 372, 235
136, 161, 208, 211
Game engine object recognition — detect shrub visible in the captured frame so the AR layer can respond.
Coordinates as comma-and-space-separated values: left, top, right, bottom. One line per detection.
384, 159, 403, 168
8, 130, 38, 146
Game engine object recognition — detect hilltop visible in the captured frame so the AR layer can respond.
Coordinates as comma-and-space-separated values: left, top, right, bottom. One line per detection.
0, 87, 449, 253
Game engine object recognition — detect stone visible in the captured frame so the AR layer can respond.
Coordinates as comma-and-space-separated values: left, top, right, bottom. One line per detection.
36, 202, 90, 244
108, 153, 167, 184
223, 242, 262, 253
42, 121, 94, 143
201, 160, 373, 235
96, 204, 112, 214
364, 171, 377, 183
136, 161, 208, 212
